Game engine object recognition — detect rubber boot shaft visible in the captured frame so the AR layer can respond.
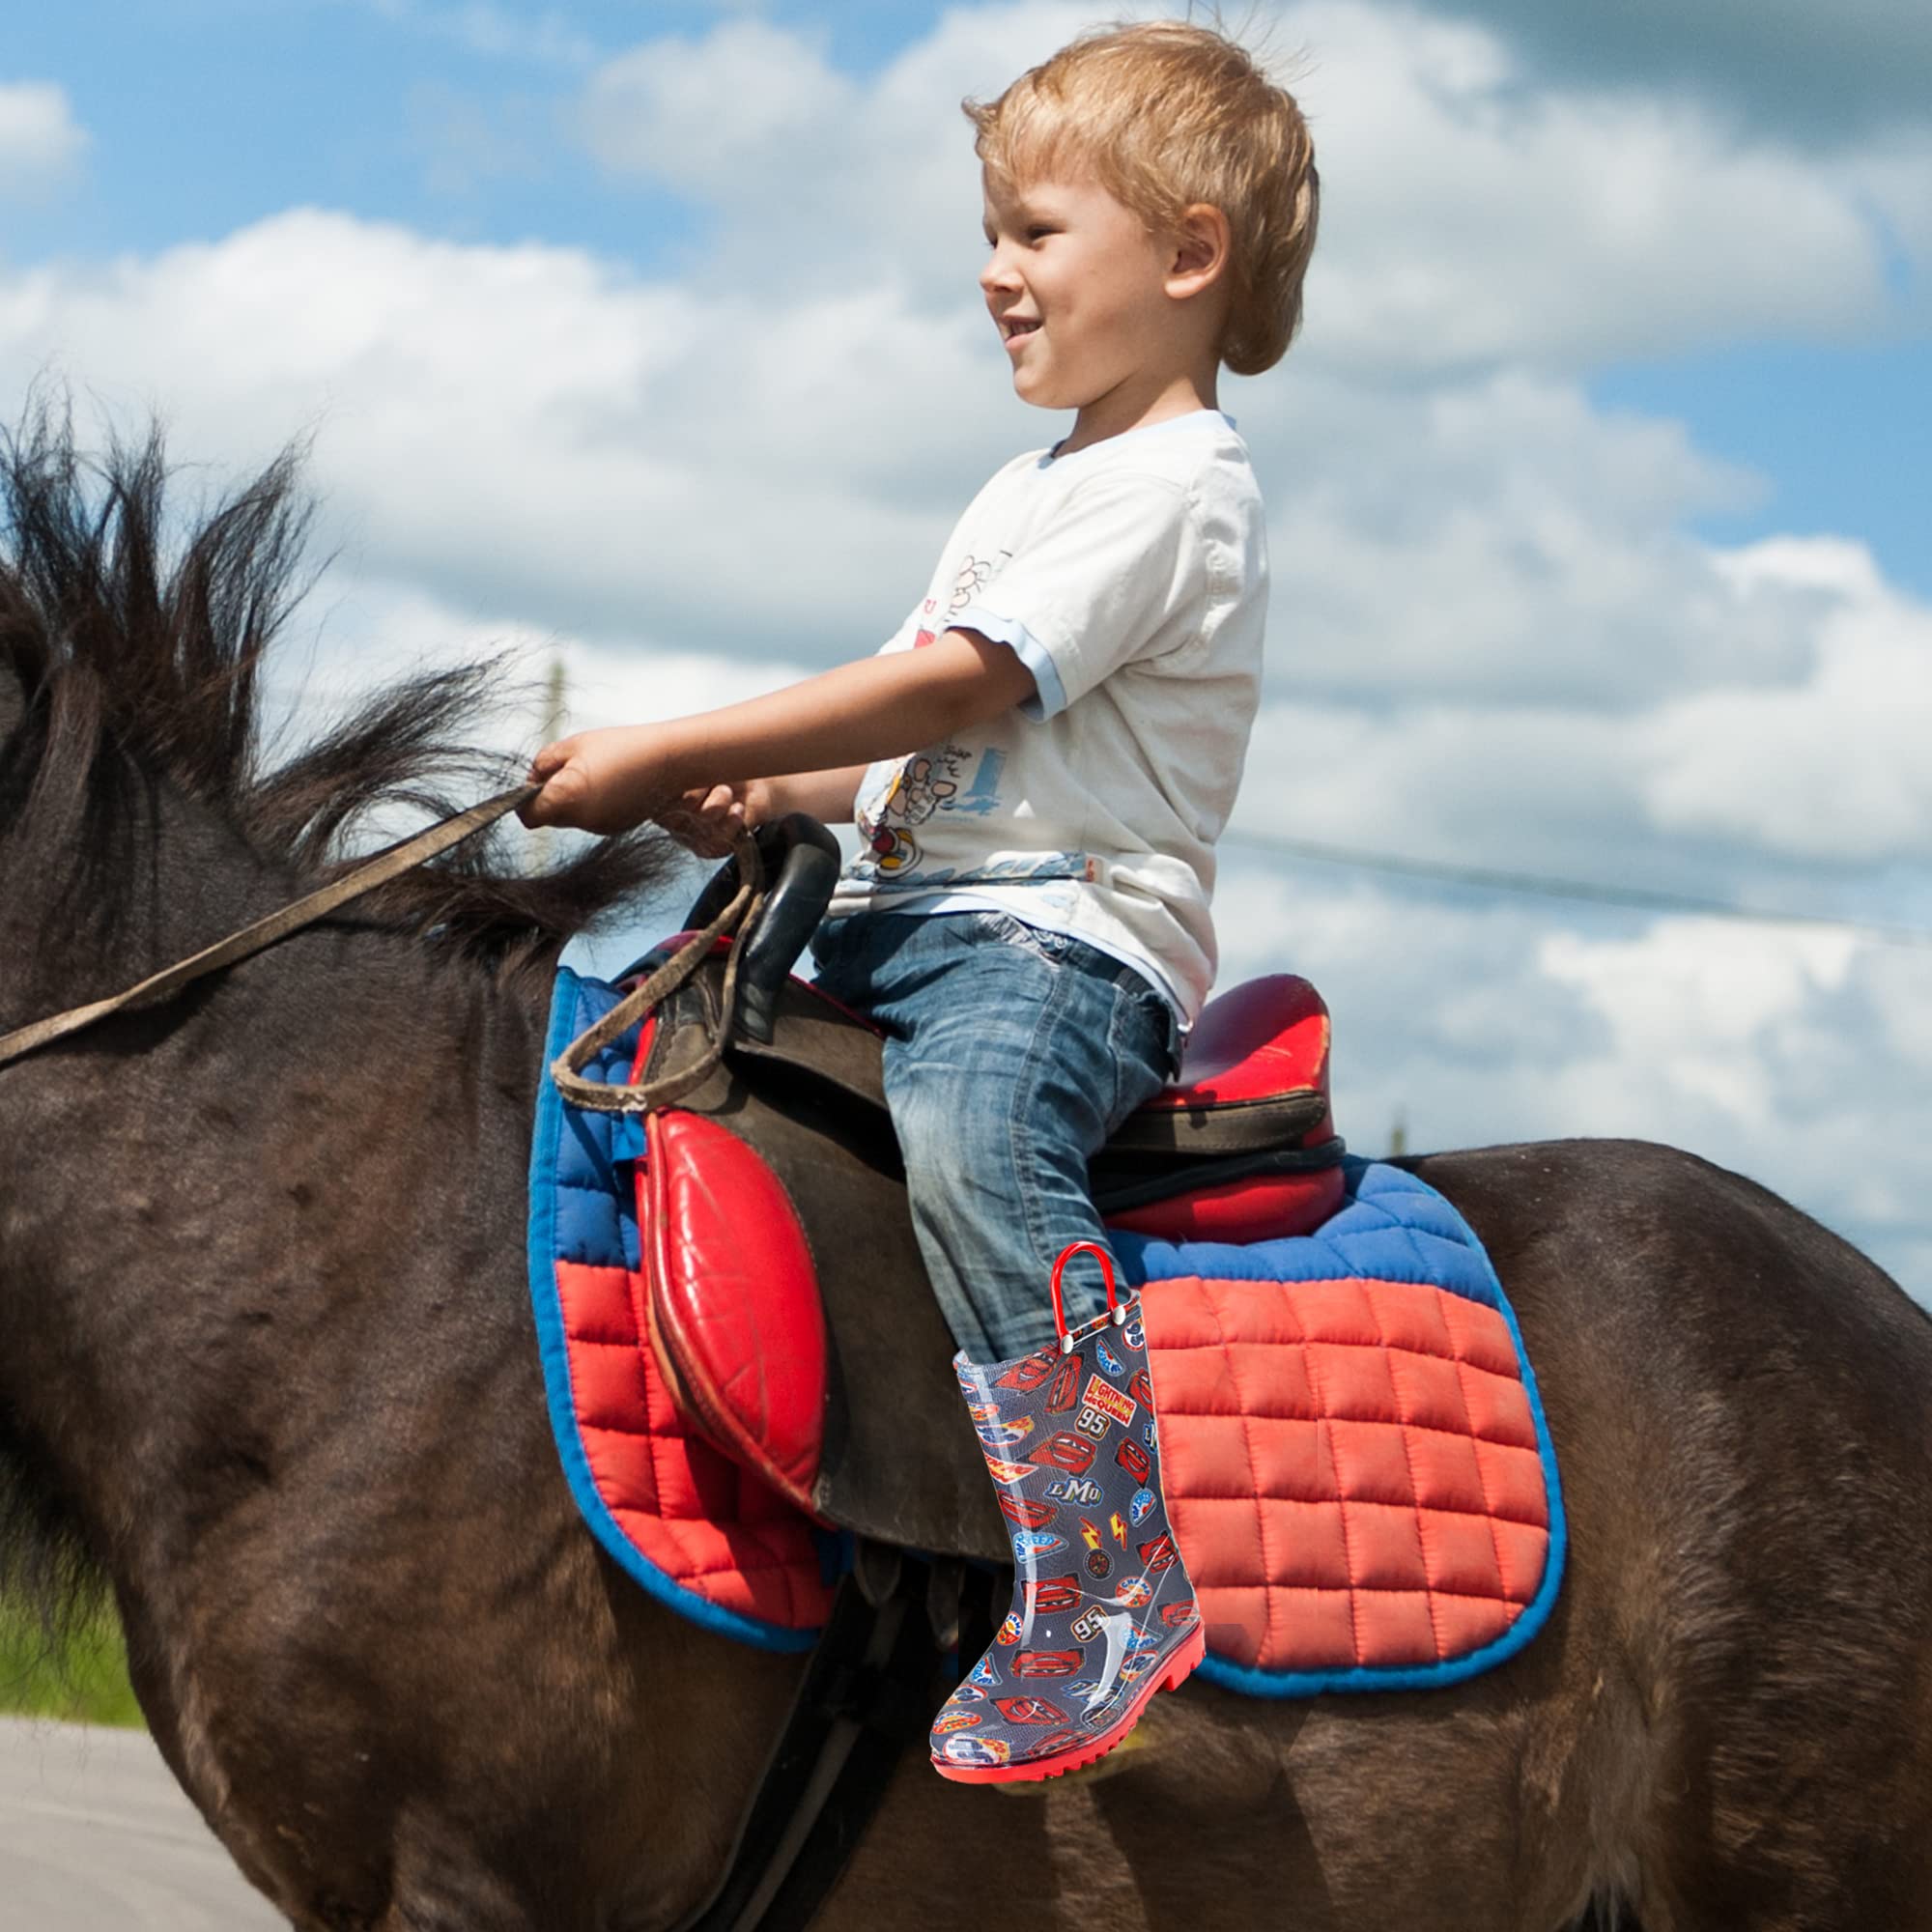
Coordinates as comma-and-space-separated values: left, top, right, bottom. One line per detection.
931, 1293, 1204, 1780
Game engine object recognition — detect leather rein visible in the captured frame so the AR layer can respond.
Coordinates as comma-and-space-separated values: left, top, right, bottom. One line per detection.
0, 783, 765, 1092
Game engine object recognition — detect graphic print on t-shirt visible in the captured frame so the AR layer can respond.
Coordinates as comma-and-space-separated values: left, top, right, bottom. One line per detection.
859, 549, 1020, 866
858, 745, 966, 875
951, 550, 1011, 618
953, 746, 1006, 816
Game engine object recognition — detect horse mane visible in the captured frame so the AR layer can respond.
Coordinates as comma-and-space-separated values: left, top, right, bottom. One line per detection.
0, 404, 690, 1645
0, 400, 683, 988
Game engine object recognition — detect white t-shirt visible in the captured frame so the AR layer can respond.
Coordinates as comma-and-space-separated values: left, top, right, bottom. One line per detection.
823, 409, 1267, 1038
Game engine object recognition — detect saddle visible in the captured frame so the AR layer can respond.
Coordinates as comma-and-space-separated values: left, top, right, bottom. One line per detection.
628, 816, 1348, 1565
537, 1001, 1563, 1676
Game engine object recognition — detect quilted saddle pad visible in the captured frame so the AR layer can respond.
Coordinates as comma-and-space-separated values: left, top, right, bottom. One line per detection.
528, 969, 1567, 1693
1122, 1164, 1566, 1694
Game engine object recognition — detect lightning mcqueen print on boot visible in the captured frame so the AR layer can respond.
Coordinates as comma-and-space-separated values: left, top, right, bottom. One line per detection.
931, 1242, 1205, 1784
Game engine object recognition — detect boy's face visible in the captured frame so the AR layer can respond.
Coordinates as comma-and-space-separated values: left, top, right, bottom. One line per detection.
980, 169, 1183, 413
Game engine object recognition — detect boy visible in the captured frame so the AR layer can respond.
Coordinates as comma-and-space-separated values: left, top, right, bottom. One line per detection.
525, 20, 1319, 1776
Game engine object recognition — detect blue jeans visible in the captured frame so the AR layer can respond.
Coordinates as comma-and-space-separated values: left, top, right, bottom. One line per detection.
808, 908, 1181, 1364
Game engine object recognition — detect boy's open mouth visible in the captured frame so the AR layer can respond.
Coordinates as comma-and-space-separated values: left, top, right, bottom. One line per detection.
1001, 317, 1041, 341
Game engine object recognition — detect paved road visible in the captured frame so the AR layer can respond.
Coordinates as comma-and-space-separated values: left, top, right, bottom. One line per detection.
0, 1719, 281, 1929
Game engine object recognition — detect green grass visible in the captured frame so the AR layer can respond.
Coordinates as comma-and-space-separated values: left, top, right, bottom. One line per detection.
0, 1598, 144, 1728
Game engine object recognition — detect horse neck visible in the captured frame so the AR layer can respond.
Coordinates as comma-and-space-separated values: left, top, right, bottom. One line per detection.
0, 862, 556, 1690
0, 762, 284, 1022
0, 659, 22, 743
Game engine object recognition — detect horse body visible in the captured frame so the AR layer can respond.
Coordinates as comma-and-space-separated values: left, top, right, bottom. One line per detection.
24, 988, 1932, 1930
4, 419, 1931, 1929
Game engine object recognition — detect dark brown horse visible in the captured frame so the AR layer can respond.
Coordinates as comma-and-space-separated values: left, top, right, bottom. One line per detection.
4, 414, 1931, 1931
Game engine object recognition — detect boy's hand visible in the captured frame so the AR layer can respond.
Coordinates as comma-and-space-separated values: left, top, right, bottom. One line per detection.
520, 726, 666, 835
667, 778, 777, 859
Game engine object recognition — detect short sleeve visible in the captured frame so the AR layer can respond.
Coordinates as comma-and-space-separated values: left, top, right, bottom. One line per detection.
873, 605, 923, 657
951, 473, 1204, 721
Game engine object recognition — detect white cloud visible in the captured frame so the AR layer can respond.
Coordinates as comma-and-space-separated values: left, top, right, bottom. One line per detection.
1286, 0, 1919, 373
1209, 862, 1932, 1302
0, 82, 88, 198
280, 573, 820, 742
0, 198, 1070, 682
575, 0, 1932, 369
355, 0, 597, 69
1234, 511, 1932, 890
1393, 0, 1932, 147
1251, 366, 1786, 712
1642, 547, 1932, 861
578, 3, 1178, 319
1233, 697, 1644, 875
1537, 919, 1860, 1124
582, 19, 857, 184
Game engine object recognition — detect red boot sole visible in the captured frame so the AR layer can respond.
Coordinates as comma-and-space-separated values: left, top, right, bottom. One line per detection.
933, 1625, 1208, 1784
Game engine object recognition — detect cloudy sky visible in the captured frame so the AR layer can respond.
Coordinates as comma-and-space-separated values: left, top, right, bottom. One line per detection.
4, 0, 1928, 1294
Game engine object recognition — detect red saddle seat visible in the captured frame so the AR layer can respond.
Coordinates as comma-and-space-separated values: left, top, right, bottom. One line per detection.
807, 960, 1334, 1109
1099, 971, 1342, 1243
1138, 970, 1335, 1106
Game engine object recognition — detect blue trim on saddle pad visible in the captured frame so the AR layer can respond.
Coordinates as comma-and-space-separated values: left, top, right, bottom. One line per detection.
527, 967, 821, 1653
1109, 1162, 1569, 1698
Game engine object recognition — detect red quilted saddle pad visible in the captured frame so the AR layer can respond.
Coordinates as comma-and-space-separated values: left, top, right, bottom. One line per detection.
1143, 1272, 1553, 1682
548, 1253, 836, 1638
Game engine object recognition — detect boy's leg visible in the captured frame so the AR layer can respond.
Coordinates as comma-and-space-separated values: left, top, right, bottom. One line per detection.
815, 912, 1208, 1786
810, 909, 1177, 1363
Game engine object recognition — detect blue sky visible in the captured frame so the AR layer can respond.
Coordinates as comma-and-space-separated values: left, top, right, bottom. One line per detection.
1593, 337, 1930, 598
3, 2, 940, 261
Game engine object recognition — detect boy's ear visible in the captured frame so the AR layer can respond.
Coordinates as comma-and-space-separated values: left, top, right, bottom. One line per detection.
1165, 204, 1232, 301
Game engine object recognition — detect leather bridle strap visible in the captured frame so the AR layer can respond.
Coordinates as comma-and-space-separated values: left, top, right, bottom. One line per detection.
0, 782, 543, 1071
547, 825, 765, 1115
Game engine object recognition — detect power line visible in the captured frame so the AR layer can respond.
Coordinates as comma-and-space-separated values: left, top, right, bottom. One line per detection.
1218, 826, 1932, 948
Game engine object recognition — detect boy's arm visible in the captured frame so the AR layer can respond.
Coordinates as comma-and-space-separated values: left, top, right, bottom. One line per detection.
523, 630, 1034, 834
758, 765, 869, 824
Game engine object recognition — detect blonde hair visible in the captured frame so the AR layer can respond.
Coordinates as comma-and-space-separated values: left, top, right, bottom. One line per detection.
963, 19, 1320, 377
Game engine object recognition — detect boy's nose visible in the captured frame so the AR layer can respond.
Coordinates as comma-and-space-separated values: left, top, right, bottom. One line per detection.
980, 248, 1020, 297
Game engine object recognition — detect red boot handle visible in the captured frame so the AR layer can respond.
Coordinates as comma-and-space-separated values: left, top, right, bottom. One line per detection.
1050, 1240, 1125, 1353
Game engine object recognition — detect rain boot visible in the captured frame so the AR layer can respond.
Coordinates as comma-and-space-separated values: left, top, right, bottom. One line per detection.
930, 1241, 1206, 1783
